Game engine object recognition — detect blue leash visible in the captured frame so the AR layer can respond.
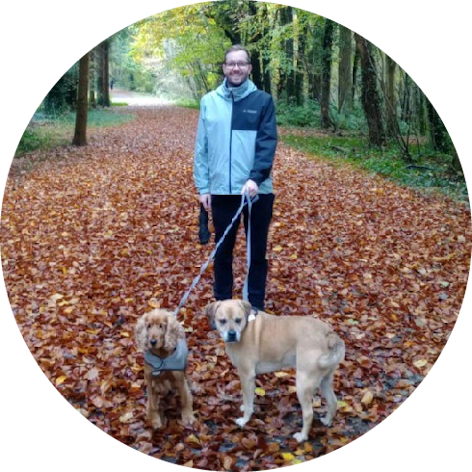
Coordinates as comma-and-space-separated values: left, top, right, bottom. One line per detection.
242, 191, 253, 302
146, 192, 256, 376
173, 191, 257, 316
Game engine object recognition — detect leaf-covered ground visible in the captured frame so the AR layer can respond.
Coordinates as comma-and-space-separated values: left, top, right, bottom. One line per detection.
1, 106, 471, 470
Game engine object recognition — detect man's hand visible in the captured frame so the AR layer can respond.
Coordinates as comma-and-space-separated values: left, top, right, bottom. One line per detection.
241, 179, 259, 199
199, 193, 211, 211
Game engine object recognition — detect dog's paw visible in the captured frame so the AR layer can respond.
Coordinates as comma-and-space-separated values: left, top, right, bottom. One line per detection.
320, 415, 332, 427
151, 416, 163, 430
293, 432, 308, 443
235, 417, 248, 428
182, 411, 196, 426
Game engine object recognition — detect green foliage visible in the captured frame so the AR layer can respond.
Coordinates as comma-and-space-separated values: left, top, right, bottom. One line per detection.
276, 100, 321, 127
276, 100, 367, 131
130, 5, 229, 98
282, 133, 468, 201
43, 63, 79, 115
175, 98, 200, 109
15, 109, 135, 157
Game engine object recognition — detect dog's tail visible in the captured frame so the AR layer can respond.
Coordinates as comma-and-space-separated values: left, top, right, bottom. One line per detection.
318, 331, 345, 370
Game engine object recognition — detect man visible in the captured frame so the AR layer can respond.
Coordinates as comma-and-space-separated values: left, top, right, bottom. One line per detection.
194, 45, 278, 311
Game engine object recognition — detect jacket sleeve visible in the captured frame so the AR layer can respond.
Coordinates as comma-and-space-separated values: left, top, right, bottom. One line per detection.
194, 100, 210, 195
250, 95, 278, 186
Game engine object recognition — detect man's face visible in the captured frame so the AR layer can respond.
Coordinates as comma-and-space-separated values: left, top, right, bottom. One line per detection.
223, 50, 252, 87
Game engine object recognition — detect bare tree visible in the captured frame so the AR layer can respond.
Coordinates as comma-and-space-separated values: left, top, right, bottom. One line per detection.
354, 33, 385, 146
73, 52, 90, 146
320, 19, 334, 129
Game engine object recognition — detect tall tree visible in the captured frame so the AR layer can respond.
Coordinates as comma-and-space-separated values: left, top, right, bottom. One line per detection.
384, 54, 398, 137
89, 48, 96, 108
72, 52, 90, 146
338, 25, 353, 113
259, 3, 273, 94
451, 149, 463, 174
97, 39, 111, 107
426, 97, 453, 153
354, 33, 385, 146
320, 19, 334, 128
280, 6, 295, 103
203, 0, 241, 45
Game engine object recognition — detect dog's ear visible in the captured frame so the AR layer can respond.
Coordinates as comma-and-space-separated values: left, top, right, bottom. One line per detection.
135, 313, 148, 352
240, 300, 252, 319
205, 301, 221, 330
164, 314, 185, 351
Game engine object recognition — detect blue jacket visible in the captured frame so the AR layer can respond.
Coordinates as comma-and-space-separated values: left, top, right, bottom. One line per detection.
194, 78, 277, 195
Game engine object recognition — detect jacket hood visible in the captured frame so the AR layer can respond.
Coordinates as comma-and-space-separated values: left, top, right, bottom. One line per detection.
216, 78, 257, 101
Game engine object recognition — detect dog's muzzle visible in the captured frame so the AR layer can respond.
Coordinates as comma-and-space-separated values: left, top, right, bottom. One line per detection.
225, 330, 239, 343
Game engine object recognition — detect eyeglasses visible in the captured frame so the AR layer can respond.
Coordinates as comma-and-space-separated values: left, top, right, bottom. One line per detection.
224, 62, 250, 69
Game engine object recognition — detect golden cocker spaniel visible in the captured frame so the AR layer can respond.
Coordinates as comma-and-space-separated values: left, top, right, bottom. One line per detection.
135, 309, 195, 429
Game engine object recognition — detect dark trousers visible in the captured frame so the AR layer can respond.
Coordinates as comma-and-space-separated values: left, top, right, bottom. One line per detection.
211, 194, 275, 310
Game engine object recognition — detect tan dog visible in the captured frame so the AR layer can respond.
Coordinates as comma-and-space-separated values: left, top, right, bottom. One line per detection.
206, 300, 345, 442
135, 309, 195, 429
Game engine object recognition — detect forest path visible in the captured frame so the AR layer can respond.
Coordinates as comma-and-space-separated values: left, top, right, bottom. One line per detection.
1, 105, 471, 468
111, 87, 172, 106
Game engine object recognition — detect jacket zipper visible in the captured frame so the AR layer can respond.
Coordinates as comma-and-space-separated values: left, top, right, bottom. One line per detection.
229, 92, 234, 193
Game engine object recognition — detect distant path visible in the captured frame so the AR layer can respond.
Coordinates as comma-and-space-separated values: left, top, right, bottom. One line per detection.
111, 87, 172, 106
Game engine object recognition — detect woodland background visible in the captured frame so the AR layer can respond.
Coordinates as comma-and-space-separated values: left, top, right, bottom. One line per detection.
22, 0, 462, 182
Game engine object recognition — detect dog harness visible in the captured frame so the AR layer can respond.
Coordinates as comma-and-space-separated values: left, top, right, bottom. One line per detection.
144, 339, 189, 377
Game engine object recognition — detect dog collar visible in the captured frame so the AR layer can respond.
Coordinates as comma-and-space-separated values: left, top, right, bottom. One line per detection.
144, 339, 189, 377
248, 307, 259, 322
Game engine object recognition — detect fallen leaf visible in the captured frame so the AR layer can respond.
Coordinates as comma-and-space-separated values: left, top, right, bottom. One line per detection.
2, 103, 469, 471
55, 375, 67, 386
361, 390, 374, 406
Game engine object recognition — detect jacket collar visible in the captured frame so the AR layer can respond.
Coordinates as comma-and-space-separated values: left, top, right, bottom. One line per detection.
217, 78, 257, 101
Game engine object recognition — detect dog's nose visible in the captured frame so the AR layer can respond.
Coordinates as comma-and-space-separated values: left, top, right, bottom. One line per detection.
227, 330, 237, 342
150, 339, 157, 347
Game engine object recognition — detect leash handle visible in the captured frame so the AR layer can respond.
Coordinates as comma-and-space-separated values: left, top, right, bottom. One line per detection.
173, 193, 258, 317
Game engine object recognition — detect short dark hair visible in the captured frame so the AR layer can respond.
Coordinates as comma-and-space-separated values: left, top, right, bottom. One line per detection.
224, 45, 251, 64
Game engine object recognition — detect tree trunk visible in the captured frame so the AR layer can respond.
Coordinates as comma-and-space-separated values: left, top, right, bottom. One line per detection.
352, 46, 360, 105
354, 33, 385, 146
89, 48, 96, 108
246, 1, 264, 91
338, 25, 353, 113
385, 54, 397, 137
320, 19, 334, 129
251, 49, 263, 90
294, 24, 306, 106
98, 40, 111, 107
283, 7, 295, 104
73, 52, 90, 146
426, 98, 452, 153
451, 150, 463, 174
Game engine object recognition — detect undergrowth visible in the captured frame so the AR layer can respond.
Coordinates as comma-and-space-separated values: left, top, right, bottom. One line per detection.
281, 133, 468, 202
15, 108, 135, 157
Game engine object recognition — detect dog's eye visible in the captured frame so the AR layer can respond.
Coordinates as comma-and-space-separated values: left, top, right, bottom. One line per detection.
147, 324, 151, 329
235, 318, 242, 325
218, 319, 227, 325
